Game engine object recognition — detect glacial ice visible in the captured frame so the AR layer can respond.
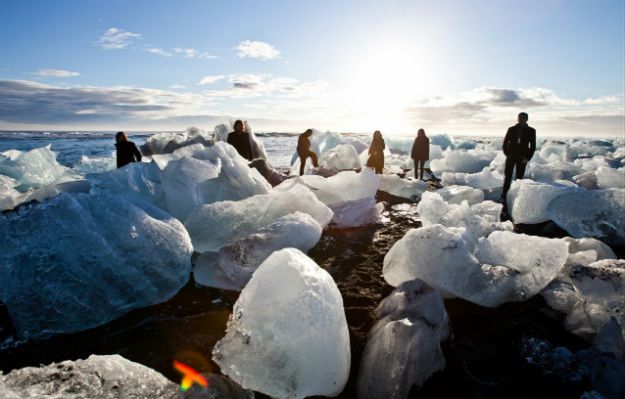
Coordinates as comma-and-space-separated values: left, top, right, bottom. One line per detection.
0, 145, 73, 191
430, 148, 496, 175
140, 126, 213, 155
529, 159, 580, 182
383, 226, 569, 307
196, 212, 323, 290
596, 166, 625, 189
0, 193, 193, 340
276, 169, 381, 226
214, 122, 268, 161
185, 183, 333, 252
541, 259, 625, 341
212, 248, 350, 399
289, 130, 366, 175
319, 143, 362, 170
379, 174, 428, 201
357, 280, 449, 399
506, 179, 577, 224
441, 167, 504, 191
72, 154, 116, 175
437, 185, 485, 205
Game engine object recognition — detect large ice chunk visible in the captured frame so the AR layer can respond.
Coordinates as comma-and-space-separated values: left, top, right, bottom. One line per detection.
185, 184, 333, 252
441, 167, 504, 190
506, 179, 577, 224
0, 193, 193, 340
542, 259, 625, 341
140, 126, 213, 155
289, 131, 367, 175
214, 121, 268, 161
276, 169, 381, 227
357, 280, 449, 399
195, 212, 323, 290
430, 148, 496, 175
383, 226, 569, 307
596, 166, 625, 189
212, 248, 350, 399
319, 143, 362, 170
437, 185, 484, 205
0, 145, 72, 191
379, 174, 428, 201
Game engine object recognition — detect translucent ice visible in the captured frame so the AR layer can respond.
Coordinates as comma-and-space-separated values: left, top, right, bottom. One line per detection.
430, 149, 496, 175
290, 130, 366, 175
140, 126, 213, 155
214, 122, 268, 161
383, 226, 569, 307
506, 179, 577, 224
212, 248, 350, 399
441, 167, 504, 190
596, 166, 625, 189
437, 185, 484, 205
379, 175, 428, 201
196, 212, 323, 290
185, 184, 333, 252
357, 280, 448, 399
0, 145, 72, 191
0, 193, 193, 340
542, 259, 625, 341
319, 143, 362, 170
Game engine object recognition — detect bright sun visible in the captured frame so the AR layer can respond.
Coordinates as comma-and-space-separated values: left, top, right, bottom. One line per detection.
347, 39, 439, 133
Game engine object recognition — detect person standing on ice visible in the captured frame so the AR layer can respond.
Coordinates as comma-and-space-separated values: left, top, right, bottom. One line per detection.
227, 120, 254, 161
115, 131, 142, 168
411, 129, 430, 180
501, 112, 536, 199
297, 129, 319, 175
366, 130, 386, 174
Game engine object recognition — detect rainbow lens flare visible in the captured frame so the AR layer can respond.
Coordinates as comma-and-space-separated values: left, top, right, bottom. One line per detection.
173, 360, 209, 391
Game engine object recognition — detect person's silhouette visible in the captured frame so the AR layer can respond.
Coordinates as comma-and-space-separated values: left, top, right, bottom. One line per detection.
115, 131, 142, 168
297, 129, 319, 175
411, 129, 429, 180
227, 120, 254, 161
502, 112, 536, 199
366, 130, 385, 174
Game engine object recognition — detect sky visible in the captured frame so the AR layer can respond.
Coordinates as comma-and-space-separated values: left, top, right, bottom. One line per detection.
0, 0, 623, 136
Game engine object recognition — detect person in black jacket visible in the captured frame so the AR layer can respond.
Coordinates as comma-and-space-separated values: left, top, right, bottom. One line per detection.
502, 112, 536, 198
227, 120, 253, 161
366, 130, 385, 174
297, 129, 319, 175
115, 131, 142, 168
411, 129, 430, 180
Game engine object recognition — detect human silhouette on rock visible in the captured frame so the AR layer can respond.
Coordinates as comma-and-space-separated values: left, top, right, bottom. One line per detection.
227, 120, 254, 161
297, 129, 319, 175
115, 131, 142, 168
366, 130, 385, 174
411, 129, 429, 180
501, 112, 536, 199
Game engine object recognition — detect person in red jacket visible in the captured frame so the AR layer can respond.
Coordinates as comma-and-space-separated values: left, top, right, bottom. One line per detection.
411, 129, 429, 180
297, 129, 319, 175
502, 112, 536, 199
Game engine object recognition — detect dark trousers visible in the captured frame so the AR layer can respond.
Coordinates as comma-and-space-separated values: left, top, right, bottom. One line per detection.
414, 159, 426, 179
299, 151, 319, 175
503, 157, 528, 196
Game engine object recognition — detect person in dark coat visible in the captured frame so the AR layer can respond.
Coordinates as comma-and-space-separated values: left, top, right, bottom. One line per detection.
366, 130, 385, 174
227, 120, 253, 161
502, 112, 536, 198
297, 129, 319, 176
411, 129, 430, 180
115, 131, 142, 168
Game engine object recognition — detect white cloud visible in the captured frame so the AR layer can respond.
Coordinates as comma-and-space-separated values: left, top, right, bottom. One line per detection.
235, 40, 280, 60
35, 69, 80, 78
173, 48, 218, 59
145, 48, 173, 57
170, 83, 186, 89
198, 75, 225, 85
98, 27, 142, 50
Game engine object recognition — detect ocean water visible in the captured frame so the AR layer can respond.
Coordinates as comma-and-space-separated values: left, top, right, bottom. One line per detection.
0, 131, 301, 170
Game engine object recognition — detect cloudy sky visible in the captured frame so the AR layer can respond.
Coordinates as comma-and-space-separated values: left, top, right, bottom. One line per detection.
0, 0, 623, 136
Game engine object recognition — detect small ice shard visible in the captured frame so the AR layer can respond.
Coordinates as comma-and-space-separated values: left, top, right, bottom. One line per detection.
0, 193, 193, 340
383, 225, 569, 307
357, 280, 449, 399
212, 248, 350, 399
185, 183, 332, 252
196, 212, 323, 290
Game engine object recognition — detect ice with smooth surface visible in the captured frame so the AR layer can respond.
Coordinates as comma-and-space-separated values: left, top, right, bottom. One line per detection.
212, 248, 350, 399
430, 149, 496, 175
357, 280, 448, 399
596, 166, 625, 189
140, 126, 213, 155
441, 167, 504, 190
0, 193, 193, 340
72, 154, 116, 175
383, 226, 569, 307
506, 179, 577, 224
196, 212, 323, 290
542, 259, 625, 341
290, 130, 366, 175
185, 184, 333, 252
319, 143, 362, 170
0, 145, 72, 191
379, 174, 428, 201
276, 169, 381, 226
